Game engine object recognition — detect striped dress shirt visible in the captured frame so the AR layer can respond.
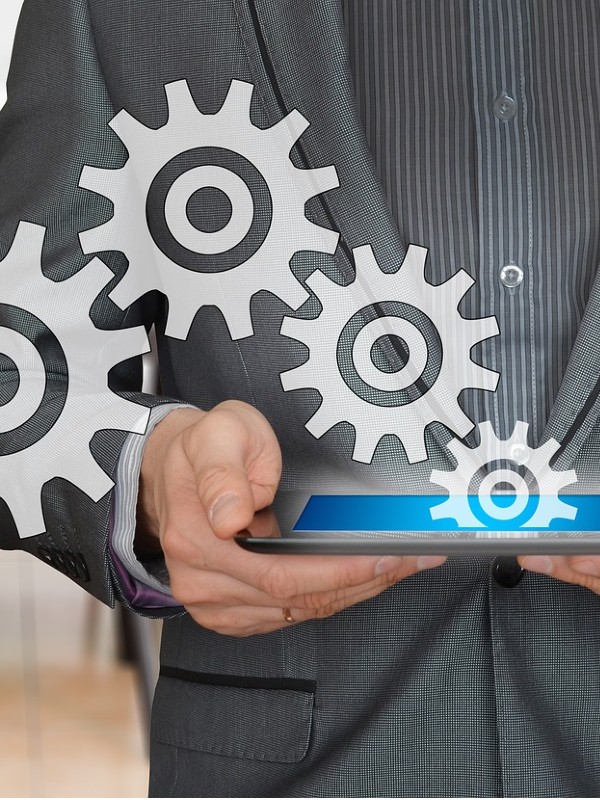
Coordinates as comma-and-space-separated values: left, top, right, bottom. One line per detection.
342, 0, 600, 446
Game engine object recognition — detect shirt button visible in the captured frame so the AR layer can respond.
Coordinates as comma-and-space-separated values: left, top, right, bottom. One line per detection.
499, 263, 524, 288
492, 556, 525, 588
493, 92, 518, 121
509, 443, 529, 464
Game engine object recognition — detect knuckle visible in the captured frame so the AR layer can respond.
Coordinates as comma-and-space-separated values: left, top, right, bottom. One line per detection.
300, 590, 338, 611
334, 562, 360, 590
571, 571, 600, 593
198, 464, 234, 497
313, 602, 340, 619
258, 563, 296, 600
160, 525, 191, 563
189, 608, 237, 637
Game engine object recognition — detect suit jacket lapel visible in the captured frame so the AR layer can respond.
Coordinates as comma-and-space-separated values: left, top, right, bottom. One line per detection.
233, 0, 407, 271
233, 0, 503, 466
540, 267, 600, 470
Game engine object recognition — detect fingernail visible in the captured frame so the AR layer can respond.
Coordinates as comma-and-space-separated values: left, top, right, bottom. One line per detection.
522, 556, 553, 575
417, 555, 447, 571
209, 492, 241, 529
374, 556, 405, 576
574, 560, 599, 577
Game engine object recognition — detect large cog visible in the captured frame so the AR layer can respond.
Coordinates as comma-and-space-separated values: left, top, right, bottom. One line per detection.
430, 420, 577, 528
79, 79, 340, 341
280, 244, 499, 463
0, 222, 150, 538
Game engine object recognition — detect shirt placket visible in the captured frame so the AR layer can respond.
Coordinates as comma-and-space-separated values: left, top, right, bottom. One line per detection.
470, 1, 540, 794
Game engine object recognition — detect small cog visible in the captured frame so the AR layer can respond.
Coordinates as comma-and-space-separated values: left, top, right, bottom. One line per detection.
79, 79, 340, 341
280, 243, 499, 463
0, 222, 150, 538
430, 420, 578, 528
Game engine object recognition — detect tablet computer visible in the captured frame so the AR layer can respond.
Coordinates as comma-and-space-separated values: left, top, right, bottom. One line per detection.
235, 491, 600, 555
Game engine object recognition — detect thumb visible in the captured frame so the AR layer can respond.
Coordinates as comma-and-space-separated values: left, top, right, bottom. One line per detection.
183, 404, 280, 539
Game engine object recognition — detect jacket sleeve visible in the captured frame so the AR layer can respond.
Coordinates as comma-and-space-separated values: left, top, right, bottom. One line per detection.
0, 0, 180, 614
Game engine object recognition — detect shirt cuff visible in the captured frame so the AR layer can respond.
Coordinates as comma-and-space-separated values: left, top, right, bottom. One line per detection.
110, 402, 194, 603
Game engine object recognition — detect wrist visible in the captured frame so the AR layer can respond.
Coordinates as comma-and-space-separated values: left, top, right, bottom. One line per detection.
135, 407, 206, 552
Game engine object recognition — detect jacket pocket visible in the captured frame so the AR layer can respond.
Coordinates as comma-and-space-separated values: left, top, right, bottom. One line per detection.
152, 666, 316, 763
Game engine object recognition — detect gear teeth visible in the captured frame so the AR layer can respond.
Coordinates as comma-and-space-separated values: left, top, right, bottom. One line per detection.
556, 497, 578, 520
220, 307, 255, 340
429, 499, 450, 520
110, 268, 149, 312
442, 406, 476, 438
64, 458, 115, 502
511, 420, 530, 444
160, 287, 207, 340
352, 429, 378, 463
162, 312, 192, 341
305, 404, 338, 438
163, 79, 200, 119
109, 110, 155, 149
430, 421, 578, 529
352, 243, 378, 273
447, 437, 470, 462
445, 269, 474, 305
98, 325, 150, 368
534, 436, 561, 462
79, 165, 120, 202
280, 316, 302, 341
399, 245, 428, 282
429, 468, 453, 491
80, 79, 338, 343
220, 79, 255, 118
467, 362, 500, 392
301, 219, 339, 255
477, 420, 496, 448
283, 241, 507, 466
79, 220, 117, 255
0, 225, 150, 539
270, 109, 310, 152
6, 221, 45, 260
401, 429, 429, 464
562, 469, 577, 488
4, 485, 45, 539
98, 395, 150, 435
297, 164, 340, 197
271, 277, 310, 311
65, 257, 114, 303
465, 315, 500, 346
280, 362, 312, 391
306, 269, 337, 298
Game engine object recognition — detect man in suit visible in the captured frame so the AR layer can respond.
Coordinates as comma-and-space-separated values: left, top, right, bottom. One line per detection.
3, 0, 600, 795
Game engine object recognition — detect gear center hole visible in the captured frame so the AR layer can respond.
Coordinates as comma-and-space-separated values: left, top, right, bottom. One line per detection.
186, 187, 233, 233
490, 481, 518, 508
370, 334, 410, 374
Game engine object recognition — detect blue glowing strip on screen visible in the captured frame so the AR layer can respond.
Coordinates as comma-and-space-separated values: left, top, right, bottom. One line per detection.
293, 495, 600, 531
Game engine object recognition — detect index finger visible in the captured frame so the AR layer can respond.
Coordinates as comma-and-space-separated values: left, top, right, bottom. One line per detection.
215, 537, 443, 599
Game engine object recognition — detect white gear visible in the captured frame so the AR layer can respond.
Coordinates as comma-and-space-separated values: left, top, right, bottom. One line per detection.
281, 243, 499, 463
79, 79, 340, 341
0, 222, 150, 538
430, 420, 577, 528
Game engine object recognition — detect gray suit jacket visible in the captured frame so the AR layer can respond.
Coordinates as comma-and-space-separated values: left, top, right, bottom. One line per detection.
3, 0, 600, 795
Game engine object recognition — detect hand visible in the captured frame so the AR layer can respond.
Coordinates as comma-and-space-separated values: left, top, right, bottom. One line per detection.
519, 555, 600, 594
136, 401, 447, 636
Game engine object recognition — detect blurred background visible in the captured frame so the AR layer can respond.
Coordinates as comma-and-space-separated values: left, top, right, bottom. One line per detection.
1, 2, 159, 795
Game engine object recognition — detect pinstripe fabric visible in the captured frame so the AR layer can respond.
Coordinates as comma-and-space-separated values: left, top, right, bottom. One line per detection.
342, 0, 600, 444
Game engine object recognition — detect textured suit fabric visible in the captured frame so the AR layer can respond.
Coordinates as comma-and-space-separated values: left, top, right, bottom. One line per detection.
2, 0, 600, 796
